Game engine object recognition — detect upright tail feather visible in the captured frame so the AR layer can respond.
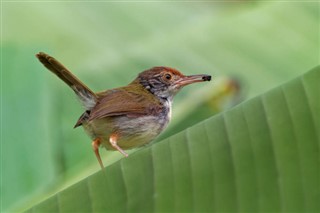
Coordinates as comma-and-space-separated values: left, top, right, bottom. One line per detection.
36, 52, 98, 109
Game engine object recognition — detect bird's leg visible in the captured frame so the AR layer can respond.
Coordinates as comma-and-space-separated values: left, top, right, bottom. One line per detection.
110, 134, 129, 157
92, 138, 104, 169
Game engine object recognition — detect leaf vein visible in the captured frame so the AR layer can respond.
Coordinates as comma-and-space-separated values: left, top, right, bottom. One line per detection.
261, 95, 283, 212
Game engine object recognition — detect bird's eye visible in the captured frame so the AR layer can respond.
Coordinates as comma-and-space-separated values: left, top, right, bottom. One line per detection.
165, 73, 172, 80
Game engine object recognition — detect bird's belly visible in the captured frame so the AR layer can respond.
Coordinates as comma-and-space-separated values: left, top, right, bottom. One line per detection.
112, 115, 169, 149
83, 114, 170, 150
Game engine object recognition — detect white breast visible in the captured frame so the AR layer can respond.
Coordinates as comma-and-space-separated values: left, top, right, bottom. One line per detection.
164, 98, 172, 122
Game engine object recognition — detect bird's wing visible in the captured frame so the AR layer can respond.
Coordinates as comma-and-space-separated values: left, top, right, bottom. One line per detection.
88, 88, 163, 121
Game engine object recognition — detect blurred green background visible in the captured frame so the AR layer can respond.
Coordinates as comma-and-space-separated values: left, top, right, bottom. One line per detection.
2, 1, 319, 212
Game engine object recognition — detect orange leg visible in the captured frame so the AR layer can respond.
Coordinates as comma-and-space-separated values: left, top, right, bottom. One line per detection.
110, 134, 128, 157
92, 138, 104, 169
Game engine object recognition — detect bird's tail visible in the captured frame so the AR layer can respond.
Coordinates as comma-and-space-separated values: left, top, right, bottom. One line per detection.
36, 52, 97, 109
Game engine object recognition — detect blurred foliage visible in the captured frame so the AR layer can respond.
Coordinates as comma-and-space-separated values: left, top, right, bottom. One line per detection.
2, 1, 319, 212
26, 67, 320, 212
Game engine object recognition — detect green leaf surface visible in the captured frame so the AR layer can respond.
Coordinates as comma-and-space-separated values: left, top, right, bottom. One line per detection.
25, 67, 320, 212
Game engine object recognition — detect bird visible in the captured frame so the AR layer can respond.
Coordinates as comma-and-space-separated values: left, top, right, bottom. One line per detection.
36, 52, 211, 169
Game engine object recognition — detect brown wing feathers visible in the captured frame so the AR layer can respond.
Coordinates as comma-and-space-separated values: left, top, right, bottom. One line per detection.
90, 89, 159, 120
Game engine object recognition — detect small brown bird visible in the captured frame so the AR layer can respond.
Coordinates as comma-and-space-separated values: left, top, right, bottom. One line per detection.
36, 52, 211, 169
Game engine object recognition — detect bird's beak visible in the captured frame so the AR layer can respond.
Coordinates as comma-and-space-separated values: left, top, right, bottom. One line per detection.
175, 74, 212, 87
